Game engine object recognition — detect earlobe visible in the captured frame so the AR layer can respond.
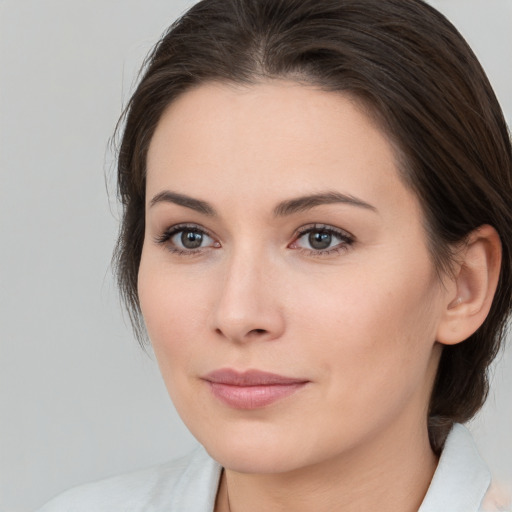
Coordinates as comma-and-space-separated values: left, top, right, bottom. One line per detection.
436, 225, 502, 346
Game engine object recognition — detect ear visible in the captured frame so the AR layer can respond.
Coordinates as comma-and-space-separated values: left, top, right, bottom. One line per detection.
436, 225, 502, 346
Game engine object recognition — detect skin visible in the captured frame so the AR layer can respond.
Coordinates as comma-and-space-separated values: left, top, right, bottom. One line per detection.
138, 81, 498, 512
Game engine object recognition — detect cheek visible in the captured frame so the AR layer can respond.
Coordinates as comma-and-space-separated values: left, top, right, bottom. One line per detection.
294, 256, 441, 406
138, 267, 215, 434
137, 255, 211, 372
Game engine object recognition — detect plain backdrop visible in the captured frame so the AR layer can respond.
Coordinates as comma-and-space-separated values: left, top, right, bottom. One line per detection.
1, 1, 511, 511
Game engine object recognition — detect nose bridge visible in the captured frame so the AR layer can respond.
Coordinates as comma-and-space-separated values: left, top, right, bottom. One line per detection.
211, 241, 284, 342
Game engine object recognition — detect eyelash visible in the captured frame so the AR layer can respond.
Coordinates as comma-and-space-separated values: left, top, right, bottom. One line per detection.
292, 224, 355, 256
154, 223, 355, 257
154, 223, 219, 257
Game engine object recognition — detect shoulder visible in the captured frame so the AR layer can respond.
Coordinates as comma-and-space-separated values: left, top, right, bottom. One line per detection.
36, 446, 222, 512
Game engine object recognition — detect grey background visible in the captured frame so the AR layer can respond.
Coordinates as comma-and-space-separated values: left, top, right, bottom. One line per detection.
0, 1, 510, 511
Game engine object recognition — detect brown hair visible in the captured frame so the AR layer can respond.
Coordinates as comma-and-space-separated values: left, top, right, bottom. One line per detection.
114, 0, 512, 452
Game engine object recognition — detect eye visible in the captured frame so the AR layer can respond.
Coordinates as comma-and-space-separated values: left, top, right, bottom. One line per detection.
290, 224, 354, 255
174, 229, 209, 249
154, 224, 220, 254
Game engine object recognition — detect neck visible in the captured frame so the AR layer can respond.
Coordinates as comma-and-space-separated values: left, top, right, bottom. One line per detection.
215, 417, 438, 512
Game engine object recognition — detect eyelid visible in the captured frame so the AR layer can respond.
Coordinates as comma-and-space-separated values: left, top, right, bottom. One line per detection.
295, 223, 356, 241
289, 223, 355, 255
153, 223, 220, 254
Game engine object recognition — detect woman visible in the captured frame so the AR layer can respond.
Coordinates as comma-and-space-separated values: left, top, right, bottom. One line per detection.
38, 0, 512, 510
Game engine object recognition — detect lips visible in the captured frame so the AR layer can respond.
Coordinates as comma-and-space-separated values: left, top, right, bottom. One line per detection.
202, 369, 309, 409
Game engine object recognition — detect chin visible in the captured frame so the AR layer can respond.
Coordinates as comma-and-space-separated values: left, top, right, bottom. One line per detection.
207, 442, 303, 474
194, 422, 311, 474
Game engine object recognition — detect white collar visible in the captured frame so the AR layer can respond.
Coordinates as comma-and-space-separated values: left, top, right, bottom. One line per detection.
419, 423, 491, 512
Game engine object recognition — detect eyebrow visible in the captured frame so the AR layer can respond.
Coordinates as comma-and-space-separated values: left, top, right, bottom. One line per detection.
149, 190, 215, 215
273, 191, 377, 216
149, 190, 377, 216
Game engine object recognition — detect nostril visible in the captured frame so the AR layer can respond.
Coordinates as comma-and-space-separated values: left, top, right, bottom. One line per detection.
214, 327, 267, 339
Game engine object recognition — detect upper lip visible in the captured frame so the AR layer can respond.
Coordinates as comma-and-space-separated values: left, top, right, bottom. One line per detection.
203, 369, 309, 386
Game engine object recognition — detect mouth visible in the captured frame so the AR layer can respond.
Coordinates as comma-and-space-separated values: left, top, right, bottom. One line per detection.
202, 369, 310, 409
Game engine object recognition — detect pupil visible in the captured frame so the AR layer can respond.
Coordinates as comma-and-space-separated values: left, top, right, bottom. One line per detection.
309, 231, 331, 250
182, 230, 203, 249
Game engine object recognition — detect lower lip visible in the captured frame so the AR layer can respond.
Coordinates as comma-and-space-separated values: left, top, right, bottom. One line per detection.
207, 382, 307, 409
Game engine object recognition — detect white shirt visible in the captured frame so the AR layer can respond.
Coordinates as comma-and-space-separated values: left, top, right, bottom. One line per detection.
37, 424, 503, 511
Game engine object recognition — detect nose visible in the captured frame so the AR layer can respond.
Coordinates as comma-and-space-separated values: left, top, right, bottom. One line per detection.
210, 247, 286, 343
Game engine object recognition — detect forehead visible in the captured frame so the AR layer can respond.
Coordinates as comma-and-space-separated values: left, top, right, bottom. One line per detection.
145, 80, 417, 219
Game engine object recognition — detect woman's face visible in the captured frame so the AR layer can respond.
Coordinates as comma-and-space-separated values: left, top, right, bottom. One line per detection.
139, 81, 449, 473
